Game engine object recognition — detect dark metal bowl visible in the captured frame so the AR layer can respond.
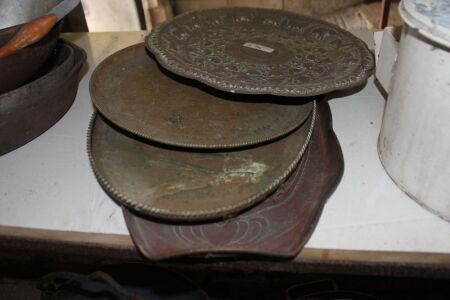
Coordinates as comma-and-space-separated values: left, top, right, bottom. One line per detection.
0, 0, 64, 94
0, 24, 61, 94
0, 40, 86, 156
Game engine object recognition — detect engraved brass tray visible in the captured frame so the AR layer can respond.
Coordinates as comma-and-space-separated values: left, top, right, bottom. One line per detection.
90, 44, 312, 149
88, 103, 315, 221
146, 7, 374, 97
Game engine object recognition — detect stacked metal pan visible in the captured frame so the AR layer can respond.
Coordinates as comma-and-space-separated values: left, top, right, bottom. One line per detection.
0, 0, 86, 155
88, 7, 374, 259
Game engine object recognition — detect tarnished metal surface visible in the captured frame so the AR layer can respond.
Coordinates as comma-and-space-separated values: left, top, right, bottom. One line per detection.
123, 101, 344, 259
0, 40, 86, 155
147, 7, 374, 97
0, 0, 63, 30
0, 23, 60, 94
90, 44, 312, 149
88, 102, 316, 221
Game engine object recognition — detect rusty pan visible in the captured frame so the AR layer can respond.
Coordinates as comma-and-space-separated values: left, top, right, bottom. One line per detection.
0, 40, 86, 156
0, 0, 65, 95
0, 23, 61, 94
123, 100, 344, 260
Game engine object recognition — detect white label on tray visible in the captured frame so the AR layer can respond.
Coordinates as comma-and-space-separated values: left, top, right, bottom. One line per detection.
242, 42, 274, 53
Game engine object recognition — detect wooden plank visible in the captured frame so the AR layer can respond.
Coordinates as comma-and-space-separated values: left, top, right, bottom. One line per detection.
0, 226, 140, 265
284, 0, 362, 16
133, 0, 147, 30
1, 225, 450, 266
150, 5, 168, 26
174, 0, 283, 13
283, 0, 312, 15
320, 6, 367, 30
298, 248, 450, 265
358, 1, 403, 29
1, 225, 450, 278
173, 0, 228, 14
0, 225, 134, 248
379, 0, 392, 29
227, 0, 282, 9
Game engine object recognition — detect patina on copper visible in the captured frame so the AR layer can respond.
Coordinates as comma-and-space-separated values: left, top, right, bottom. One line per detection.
90, 43, 313, 149
0, 40, 86, 156
147, 7, 374, 97
88, 103, 315, 221
123, 101, 343, 259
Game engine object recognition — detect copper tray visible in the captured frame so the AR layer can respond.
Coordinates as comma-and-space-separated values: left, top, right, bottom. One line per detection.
90, 43, 312, 149
88, 103, 315, 221
147, 7, 374, 97
123, 100, 343, 259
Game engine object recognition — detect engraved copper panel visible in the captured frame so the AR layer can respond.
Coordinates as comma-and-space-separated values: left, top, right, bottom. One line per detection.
147, 7, 374, 97
90, 44, 312, 149
88, 103, 315, 221
123, 101, 343, 259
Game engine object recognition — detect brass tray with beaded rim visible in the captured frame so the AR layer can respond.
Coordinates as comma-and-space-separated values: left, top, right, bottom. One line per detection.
88, 102, 316, 221
146, 7, 374, 97
90, 43, 312, 149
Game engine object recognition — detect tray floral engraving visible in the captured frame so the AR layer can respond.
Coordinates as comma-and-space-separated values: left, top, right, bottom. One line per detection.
147, 7, 374, 97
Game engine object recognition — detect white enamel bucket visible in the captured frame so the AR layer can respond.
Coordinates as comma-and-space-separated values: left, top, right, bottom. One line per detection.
378, 0, 450, 220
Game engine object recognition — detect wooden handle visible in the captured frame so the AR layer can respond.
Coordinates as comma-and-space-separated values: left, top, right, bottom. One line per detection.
0, 14, 58, 59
